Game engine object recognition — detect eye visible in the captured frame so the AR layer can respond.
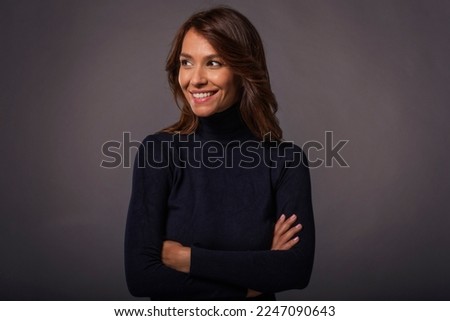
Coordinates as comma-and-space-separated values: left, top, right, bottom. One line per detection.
180, 59, 193, 67
207, 60, 223, 68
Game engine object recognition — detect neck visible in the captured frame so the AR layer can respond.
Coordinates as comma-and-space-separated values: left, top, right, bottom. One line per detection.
196, 103, 253, 141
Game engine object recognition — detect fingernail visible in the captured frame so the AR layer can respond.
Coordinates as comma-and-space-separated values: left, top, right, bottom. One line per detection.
280, 214, 286, 220
294, 236, 299, 241
290, 214, 297, 220
296, 224, 302, 229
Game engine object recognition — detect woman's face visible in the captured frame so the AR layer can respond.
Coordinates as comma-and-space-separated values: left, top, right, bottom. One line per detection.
178, 28, 240, 117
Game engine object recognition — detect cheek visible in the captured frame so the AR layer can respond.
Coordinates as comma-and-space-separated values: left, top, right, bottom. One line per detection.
178, 70, 189, 89
224, 75, 240, 96
214, 72, 236, 92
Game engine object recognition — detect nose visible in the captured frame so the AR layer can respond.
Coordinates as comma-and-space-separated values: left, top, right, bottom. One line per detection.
191, 66, 207, 87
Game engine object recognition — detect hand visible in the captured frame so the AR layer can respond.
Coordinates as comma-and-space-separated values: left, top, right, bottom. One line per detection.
162, 240, 191, 273
271, 214, 302, 250
247, 288, 262, 298
247, 214, 301, 298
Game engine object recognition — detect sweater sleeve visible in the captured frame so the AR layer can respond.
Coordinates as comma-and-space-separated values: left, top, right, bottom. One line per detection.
124, 135, 246, 300
189, 145, 315, 294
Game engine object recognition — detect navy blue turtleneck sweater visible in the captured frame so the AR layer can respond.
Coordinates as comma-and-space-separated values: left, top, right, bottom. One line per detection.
125, 105, 315, 300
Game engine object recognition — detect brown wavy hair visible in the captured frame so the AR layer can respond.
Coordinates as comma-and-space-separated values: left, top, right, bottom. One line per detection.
163, 6, 282, 140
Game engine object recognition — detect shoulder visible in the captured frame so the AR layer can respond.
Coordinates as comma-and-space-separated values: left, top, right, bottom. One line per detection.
264, 139, 308, 168
141, 131, 175, 144
269, 140, 311, 191
134, 132, 177, 169
277, 140, 303, 156
138, 131, 181, 153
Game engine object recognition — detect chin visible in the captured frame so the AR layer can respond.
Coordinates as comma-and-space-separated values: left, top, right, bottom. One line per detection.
190, 105, 218, 117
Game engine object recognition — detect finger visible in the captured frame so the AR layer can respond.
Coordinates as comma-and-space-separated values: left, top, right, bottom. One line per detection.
276, 214, 297, 237
273, 235, 299, 251
274, 214, 286, 233
273, 223, 302, 250
272, 225, 301, 250
276, 214, 296, 237
279, 236, 300, 251
278, 223, 302, 245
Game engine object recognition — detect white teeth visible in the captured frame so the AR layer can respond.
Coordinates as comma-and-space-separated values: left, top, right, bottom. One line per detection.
192, 92, 214, 98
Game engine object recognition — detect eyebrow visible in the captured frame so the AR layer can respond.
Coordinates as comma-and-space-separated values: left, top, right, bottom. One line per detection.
179, 53, 222, 60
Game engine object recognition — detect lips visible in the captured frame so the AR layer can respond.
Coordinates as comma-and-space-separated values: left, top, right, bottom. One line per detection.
189, 90, 218, 104
191, 90, 218, 99
192, 92, 213, 98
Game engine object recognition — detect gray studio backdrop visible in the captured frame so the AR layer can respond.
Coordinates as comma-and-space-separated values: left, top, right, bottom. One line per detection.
1, 0, 450, 300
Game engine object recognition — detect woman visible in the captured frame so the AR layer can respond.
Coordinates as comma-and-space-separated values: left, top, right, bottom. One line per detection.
125, 6, 314, 300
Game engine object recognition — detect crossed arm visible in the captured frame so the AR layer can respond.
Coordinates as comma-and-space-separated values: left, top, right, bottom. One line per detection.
125, 136, 314, 299
162, 213, 302, 298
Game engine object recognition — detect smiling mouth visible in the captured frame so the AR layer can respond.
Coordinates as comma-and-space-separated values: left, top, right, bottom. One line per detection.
191, 91, 217, 99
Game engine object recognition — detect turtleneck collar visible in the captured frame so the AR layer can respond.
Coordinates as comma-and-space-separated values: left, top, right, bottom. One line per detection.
196, 103, 253, 141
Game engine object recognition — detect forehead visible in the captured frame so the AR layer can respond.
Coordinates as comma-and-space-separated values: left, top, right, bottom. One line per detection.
181, 29, 218, 56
